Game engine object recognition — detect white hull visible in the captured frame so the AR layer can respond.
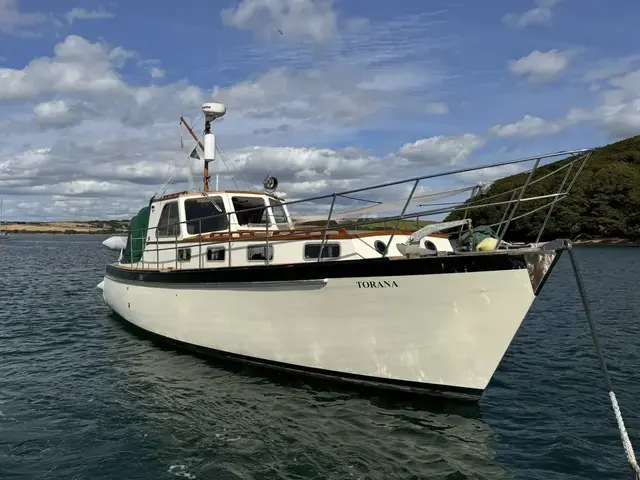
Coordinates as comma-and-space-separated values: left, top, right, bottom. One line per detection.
101, 253, 553, 399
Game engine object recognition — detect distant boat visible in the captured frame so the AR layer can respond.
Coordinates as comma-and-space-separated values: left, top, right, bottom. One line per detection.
97, 102, 595, 401
0, 199, 8, 238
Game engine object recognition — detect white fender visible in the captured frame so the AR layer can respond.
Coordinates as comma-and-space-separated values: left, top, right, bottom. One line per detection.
102, 236, 127, 251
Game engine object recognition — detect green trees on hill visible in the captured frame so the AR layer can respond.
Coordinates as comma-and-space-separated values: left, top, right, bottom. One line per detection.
445, 135, 640, 242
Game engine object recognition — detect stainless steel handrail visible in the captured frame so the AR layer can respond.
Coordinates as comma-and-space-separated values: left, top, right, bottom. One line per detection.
120, 148, 593, 269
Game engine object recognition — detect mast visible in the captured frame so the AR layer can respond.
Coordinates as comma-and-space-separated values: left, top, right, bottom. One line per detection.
179, 117, 207, 191
179, 102, 227, 192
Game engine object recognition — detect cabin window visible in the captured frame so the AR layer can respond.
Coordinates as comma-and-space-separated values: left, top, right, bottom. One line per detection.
185, 196, 228, 234
206, 247, 226, 261
304, 243, 341, 260
232, 196, 268, 226
247, 244, 274, 261
157, 202, 180, 238
178, 248, 191, 261
268, 198, 289, 225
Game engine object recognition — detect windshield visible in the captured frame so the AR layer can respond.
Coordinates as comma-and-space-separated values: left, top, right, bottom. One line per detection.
232, 196, 268, 225
184, 197, 228, 234
268, 198, 289, 225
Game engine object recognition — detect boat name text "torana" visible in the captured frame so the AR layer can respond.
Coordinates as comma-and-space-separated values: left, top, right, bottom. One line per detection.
356, 280, 399, 288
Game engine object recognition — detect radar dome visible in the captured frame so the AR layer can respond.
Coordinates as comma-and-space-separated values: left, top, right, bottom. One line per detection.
202, 102, 227, 119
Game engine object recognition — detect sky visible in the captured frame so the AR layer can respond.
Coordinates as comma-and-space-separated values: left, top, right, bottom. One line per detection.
1, 0, 639, 221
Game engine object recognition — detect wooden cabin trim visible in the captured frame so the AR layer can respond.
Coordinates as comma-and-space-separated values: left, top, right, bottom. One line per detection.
147, 229, 449, 245
151, 190, 283, 203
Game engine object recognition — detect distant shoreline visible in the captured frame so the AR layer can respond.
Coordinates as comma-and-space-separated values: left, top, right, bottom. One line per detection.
3, 230, 122, 235
3, 221, 128, 236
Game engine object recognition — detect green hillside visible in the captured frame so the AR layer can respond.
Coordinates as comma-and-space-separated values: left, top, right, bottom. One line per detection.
445, 135, 640, 242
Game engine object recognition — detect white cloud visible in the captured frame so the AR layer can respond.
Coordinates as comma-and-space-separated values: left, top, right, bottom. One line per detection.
455, 164, 525, 185
488, 114, 565, 138
211, 65, 421, 129
150, 67, 165, 79
221, 0, 338, 43
503, 0, 562, 29
33, 99, 90, 129
582, 55, 640, 84
0, 129, 489, 221
0, 0, 47, 36
573, 66, 640, 138
425, 102, 449, 115
609, 70, 640, 98
396, 134, 485, 165
594, 101, 640, 139
509, 49, 571, 83
0, 35, 127, 101
65, 7, 114, 24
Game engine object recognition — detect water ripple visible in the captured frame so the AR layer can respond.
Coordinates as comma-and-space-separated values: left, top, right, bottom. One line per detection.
1, 235, 638, 479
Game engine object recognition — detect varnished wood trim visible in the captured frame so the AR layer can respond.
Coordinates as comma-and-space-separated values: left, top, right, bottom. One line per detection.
149, 229, 448, 244
152, 189, 280, 203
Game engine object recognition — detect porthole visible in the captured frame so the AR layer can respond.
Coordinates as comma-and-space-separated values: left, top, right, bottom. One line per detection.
374, 240, 386, 254
425, 241, 437, 251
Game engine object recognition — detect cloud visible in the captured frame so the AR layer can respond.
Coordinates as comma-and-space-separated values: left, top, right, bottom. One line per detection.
396, 134, 485, 165
228, 145, 385, 190
0, 35, 128, 101
425, 102, 449, 115
503, 0, 562, 29
509, 49, 571, 83
0, 122, 489, 221
65, 7, 114, 24
488, 114, 566, 139
455, 164, 525, 186
0, 35, 207, 132
485, 94, 640, 141
33, 99, 92, 129
211, 64, 435, 134
221, 0, 338, 43
594, 101, 640, 139
0, 0, 47, 37
608, 69, 640, 98
582, 55, 640, 84
575, 66, 640, 138
150, 67, 165, 79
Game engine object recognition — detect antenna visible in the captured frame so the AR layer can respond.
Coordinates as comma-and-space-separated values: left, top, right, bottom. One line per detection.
201, 102, 227, 192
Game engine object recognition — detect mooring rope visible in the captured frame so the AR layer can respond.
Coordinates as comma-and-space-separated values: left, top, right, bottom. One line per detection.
567, 245, 640, 480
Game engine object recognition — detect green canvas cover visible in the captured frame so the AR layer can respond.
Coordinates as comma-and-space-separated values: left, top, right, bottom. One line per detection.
121, 206, 151, 264
456, 225, 498, 252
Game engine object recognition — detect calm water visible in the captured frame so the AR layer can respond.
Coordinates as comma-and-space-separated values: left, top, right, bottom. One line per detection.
1, 235, 639, 479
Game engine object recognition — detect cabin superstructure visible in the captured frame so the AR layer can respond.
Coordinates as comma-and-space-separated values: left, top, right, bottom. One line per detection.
120, 188, 455, 270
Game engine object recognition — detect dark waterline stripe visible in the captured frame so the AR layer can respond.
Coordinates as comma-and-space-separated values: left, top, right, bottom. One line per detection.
106, 252, 530, 284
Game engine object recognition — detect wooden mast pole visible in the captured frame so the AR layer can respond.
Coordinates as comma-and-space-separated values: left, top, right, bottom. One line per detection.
179, 116, 209, 192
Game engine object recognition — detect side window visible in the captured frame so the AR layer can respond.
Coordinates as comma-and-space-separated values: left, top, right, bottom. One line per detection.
157, 202, 180, 238
268, 198, 289, 225
304, 243, 341, 260
185, 196, 228, 234
206, 247, 226, 261
232, 196, 267, 226
247, 244, 274, 261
